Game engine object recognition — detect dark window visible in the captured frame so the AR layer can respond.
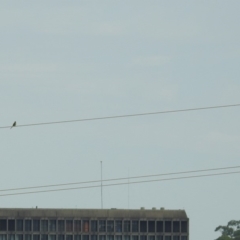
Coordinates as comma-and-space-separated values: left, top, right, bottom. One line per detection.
74, 221, 81, 232
107, 236, 113, 240
115, 236, 122, 240
173, 222, 180, 233
8, 235, 15, 240
25, 220, 32, 232
49, 220, 56, 232
115, 221, 122, 233
0, 235, 7, 240
33, 235, 40, 240
8, 220, 15, 231
107, 221, 114, 233
148, 237, 154, 240
91, 221, 98, 232
16, 235, 23, 240
91, 236, 97, 240
25, 235, 32, 240
0, 220, 7, 231
66, 236, 73, 240
140, 236, 146, 240
99, 236, 105, 240
58, 220, 65, 232
165, 237, 171, 240
123, 236, 130, 240
66, 221, 73, 232
16, 220, 23, 232
140, 221, 147, 233
123, 221, 130, 232
181, 222, 187, 233
148, 221, 155, 233
49, 236, 56, 240
82, 221, 89, 233
33, 220, 40, 232
156, 237, 163, 240
41, 220, 48, 232
132, 221, 139, 232
181, 237, 187, 240
74, 236, 81, 240
173, 237, 180, 240
156, 222, 163, 233
58, 236, 64, 240
99, 220, 106, 232
165, 221, 171, 233
132, 236, 138, 240
41, 235, 48, 240
82, 236, 89, 240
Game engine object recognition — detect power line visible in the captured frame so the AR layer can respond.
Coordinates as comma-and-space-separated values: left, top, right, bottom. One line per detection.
0, 165, 240, 193
0, 171, 239, 197
1, 103, 240, 129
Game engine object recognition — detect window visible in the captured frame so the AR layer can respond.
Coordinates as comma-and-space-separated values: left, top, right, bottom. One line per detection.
8, 220, 15, 231
107, 221, 114, 233
140, 221, 147, 233
148, 236, 155, 240
74, 221, 81, 232
41, 220, 48, 232
99, 236, 105, 240
99, 221, 106, 232
173, 237, 180, 240
148, 221, 155, 233
58, 220, 65, 232
91, 236, 97, 240
124, 236, 130, 240
49, 220, 56, 232
66, 236, 73, 240
156, 222, 163, 233
83, 221, 89, 233
33, 220, 40, 232
91, 221, 97, 232
0, 220, 7, 231
165, 221, 171, 233
156, 237, 163, 240
8, 235, 15, 240
132, 221, 139, 232
181, 237, 187, 240
132, 236, 138, 240
58, 236, 64, 240
165, 237, 171, 240
140, 236, 146, 240
74, 236, 81, 240
17, 220, 23, 232
41, 235, 48, 240
0, 235, 6, 240
115, 236, 122, 240
49, 236, 56, 240
115, 221, 122, 233
33, 236, 40, 240
66, 221, 73, 232
123, 221, 130, 232
25, 220, 32, 232
181, 222, 187, 233
82, 236, 89, 240
173, 222, 179, 233
107, 236, 113, 240
16, 235, 23, 240
25, 235, 32, 240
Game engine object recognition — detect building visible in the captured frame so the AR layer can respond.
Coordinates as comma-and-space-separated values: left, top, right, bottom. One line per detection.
0, 208, 189, 240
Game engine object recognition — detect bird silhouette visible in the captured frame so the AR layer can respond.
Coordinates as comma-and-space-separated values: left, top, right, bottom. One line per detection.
10, 121, 16, 129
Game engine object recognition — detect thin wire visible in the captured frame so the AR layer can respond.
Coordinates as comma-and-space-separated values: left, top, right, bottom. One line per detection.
0, 165, 240, 193
0, 171, 239, 197
1, 103, 240, 129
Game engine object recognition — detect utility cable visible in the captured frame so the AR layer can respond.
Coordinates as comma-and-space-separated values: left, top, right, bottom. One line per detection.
0, 171, 239, 197
0, 165, 240, 192
1, 103, 240, 129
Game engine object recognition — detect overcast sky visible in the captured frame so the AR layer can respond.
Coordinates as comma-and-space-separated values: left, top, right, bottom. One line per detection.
1, 1, 240, 240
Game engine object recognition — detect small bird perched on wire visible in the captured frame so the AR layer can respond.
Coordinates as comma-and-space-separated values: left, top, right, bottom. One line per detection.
10, 121, 16, 129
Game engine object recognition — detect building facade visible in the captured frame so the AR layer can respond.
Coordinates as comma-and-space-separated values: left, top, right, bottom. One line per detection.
0, 208, 189, 240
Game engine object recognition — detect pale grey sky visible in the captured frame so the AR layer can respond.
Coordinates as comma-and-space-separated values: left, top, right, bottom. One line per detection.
1, 1, 240, 240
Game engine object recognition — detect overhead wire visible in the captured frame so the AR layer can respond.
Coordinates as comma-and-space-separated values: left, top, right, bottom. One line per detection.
0, 165, 240, 192
1, 103, 240, 129
0, 170, 239, 197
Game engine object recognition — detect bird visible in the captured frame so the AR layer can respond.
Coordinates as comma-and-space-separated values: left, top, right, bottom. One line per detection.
10, 121, 16, 129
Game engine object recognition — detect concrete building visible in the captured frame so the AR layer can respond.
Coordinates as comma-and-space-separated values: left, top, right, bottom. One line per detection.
0, 208, 189, 240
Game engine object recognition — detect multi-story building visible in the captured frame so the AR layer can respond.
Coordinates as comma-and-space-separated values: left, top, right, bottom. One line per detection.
0, 208, 189, 240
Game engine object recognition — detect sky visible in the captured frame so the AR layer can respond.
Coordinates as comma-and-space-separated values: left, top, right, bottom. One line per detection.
0, 1, 240, 239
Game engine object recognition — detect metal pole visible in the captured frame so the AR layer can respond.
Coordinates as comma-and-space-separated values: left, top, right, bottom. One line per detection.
101, 161, 103, 209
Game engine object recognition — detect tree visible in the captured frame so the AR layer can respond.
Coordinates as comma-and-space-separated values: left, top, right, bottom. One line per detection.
215, 220, 240, 240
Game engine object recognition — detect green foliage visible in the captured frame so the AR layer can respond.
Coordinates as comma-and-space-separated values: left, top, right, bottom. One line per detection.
215, 220, 240, 240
